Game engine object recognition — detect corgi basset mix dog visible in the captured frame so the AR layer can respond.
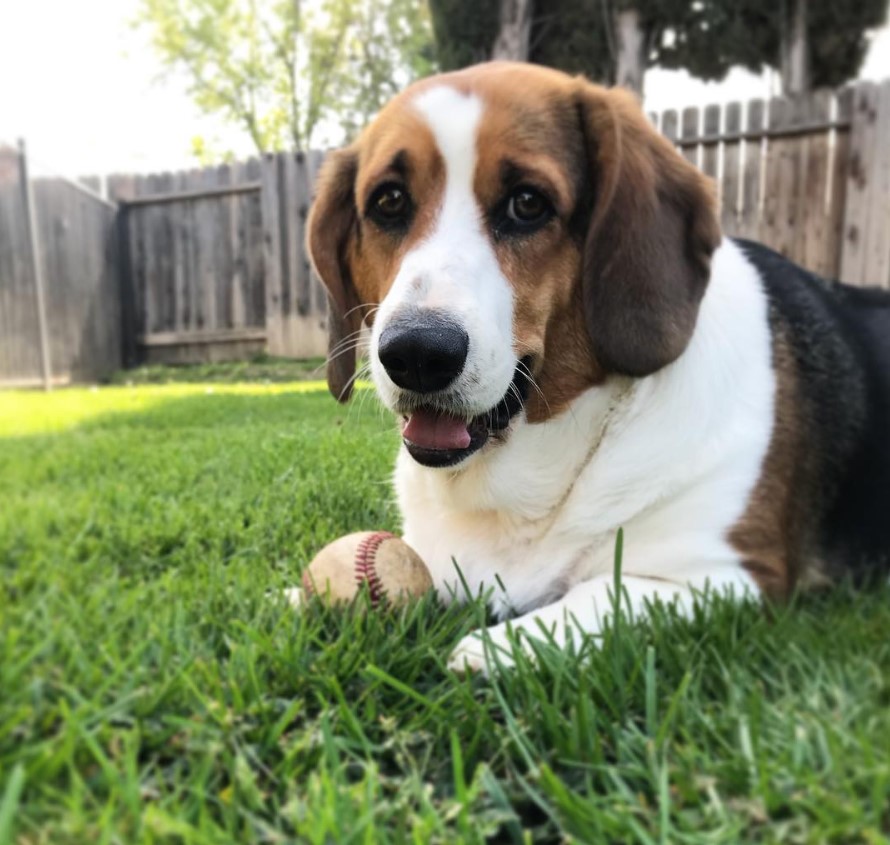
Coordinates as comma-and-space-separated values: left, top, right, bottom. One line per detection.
303, 62, 890, 673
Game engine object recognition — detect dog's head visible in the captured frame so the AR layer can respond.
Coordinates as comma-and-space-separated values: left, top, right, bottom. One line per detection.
308, 62, 719, 469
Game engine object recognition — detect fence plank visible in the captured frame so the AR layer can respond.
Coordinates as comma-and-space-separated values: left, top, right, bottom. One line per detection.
293, 152, 313, 318
681, 106, 700, 167
244, 157, 265, 328
262, 153, 285, 355
282, 152, 298, 352
701, 104, 721, 206
737, 99, 765, 241
661, 109, 678, 145
308, 150, 327, 318
215, 163, 234, 329
864, 80, 890, 286
827, 89, 854, 280
783, 95, 811, 266
0, 146, 41, 382
760, 98, 790, 255
799, 90, 833, 277
840, 82, 880, 283
721, 102, 742, 234
171, 170, 188, 332
229, 161, 246, 329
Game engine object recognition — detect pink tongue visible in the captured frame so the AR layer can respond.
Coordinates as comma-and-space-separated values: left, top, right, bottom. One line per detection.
402, 408, 471, 451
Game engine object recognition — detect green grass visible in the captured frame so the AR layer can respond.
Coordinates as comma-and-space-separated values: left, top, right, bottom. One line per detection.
2, 375, 889, 844
106, 355, 330, 386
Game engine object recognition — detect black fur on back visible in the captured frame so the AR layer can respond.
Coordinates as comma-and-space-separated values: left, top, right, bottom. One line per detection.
735, 238, 890, 582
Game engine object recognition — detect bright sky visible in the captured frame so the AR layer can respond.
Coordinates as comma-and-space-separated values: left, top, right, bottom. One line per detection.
3, 0, 889, 180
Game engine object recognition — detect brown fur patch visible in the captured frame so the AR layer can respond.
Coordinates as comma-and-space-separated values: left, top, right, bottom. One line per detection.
728, 328, 821, 599
576, 83, 721, 379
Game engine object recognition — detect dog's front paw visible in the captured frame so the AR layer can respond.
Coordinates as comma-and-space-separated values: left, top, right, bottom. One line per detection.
448, 629, 516, 676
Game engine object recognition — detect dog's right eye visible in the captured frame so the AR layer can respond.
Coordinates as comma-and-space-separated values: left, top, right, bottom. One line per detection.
367, 183, 412, 230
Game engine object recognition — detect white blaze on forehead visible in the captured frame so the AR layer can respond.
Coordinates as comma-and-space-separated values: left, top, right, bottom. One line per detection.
411, 86, 483, 205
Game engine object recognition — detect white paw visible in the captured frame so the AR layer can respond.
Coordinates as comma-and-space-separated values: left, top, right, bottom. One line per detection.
447, 629, 516, 676
283, 586, 304, 609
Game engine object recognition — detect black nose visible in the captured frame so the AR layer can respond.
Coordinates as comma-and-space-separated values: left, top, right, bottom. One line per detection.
378, 314, 469, 394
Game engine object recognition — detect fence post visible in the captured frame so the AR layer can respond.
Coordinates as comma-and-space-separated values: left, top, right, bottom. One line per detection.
17, 139, 52, 391
115, 203, 139, 368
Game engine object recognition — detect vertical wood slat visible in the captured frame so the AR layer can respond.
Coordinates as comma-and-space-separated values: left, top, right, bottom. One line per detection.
261, 152, 284, 356
293, 152, 312, 318
701, 104, 721, 207
244, 157, 265, 328
229, 161, 245, 330
18, 142, 53, 389
200, 166, 218, 331
661, 109, 678, 146
186, 169, 202, 334
215, 163, 234, 330
308, 150, 327, 318
172, 170, 188, 333
840, 82, 880, 284
760, 97, 789, 254
283, 152, 300, 353
114, 183, 139, 368
865, 80, 890, 286
784, 93, 815, 269
737, 100, 765, 242
827, 89, 854, 280
680, 106, 700, 167
799, 90, 833, 277
159, 172, 176, 334
721, 102, 743, 234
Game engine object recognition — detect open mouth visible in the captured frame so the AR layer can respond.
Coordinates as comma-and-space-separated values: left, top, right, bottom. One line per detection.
399, 356, 534, 468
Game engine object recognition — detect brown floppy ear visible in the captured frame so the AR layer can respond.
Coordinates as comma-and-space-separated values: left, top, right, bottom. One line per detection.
577, 83, 721, 376
307, 148, 361, 402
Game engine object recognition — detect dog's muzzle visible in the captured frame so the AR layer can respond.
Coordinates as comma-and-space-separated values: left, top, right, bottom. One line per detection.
375, 310, 532, 468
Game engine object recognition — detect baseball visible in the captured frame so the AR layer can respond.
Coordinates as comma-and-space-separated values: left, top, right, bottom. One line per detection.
302, 531, 433, 607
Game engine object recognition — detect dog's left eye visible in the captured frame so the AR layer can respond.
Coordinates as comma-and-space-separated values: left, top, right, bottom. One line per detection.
507, 188, 549, 223
367, 183, 413, 231
494, 186, 553, 238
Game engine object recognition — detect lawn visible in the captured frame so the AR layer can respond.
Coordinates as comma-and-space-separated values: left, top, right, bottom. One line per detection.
1, 375, 889, 844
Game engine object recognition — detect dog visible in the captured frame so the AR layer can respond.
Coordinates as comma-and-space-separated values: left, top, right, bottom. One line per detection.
304, 61, 890, 673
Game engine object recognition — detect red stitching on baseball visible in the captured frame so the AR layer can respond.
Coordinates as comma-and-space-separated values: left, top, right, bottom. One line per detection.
355, 531, 394, 607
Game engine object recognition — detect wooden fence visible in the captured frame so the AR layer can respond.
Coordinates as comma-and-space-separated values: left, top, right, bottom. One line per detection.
2, 79, 890, 385
651, 80, 890, 286
108, 150, 328, 366
0, 142, 121, 387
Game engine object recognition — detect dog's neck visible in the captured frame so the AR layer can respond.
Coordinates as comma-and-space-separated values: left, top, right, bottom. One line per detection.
395, 375, 635, 526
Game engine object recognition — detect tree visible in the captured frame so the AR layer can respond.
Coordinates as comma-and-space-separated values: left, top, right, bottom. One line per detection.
429, 0, 887, 97
656, 0, 887, 92
331, 0, 438, 139
781, 0, 809, 94
491, 0, 534, 61
427, 0, 501, 70
136, 0, 435, 156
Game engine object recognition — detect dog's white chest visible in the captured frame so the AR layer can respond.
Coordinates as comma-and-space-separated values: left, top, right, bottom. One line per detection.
393, 384, 632, 616
399, 486, 596, 616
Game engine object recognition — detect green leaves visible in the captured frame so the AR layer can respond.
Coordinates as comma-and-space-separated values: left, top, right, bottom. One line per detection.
135, 0, 436, 157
